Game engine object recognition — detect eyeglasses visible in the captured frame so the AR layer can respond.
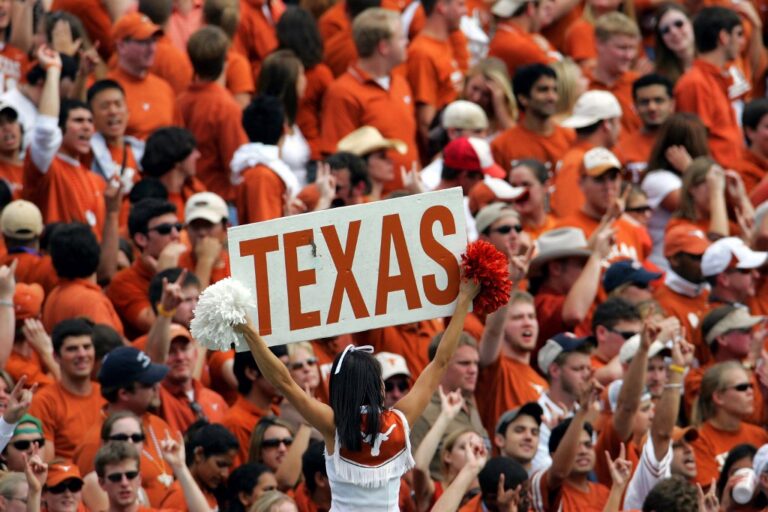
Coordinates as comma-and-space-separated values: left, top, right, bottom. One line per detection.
288, 357, 318, 370
105, 471, 140, 483
261, 437, 293, 448
660, 19, 686, 35
725, 382, 754, 392
491, 224, 523, 235
11, 438, 45, 450
609, 329, 638, 340
47, 479, 84, 494
148, 222, 183, 235
385, 380, 410, 393
626, 205, 652, 213
107, 433, 145, 443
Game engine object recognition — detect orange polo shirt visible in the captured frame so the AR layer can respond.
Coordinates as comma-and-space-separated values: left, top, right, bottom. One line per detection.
233, 0, 282, 82
406, 33, 463, 111
587, 69, 641, 136
105, 258, 156, 337
488, 21, 558, 78
323, 28, 358, 78
175, 82, 248, 202
490, 122, 576, 173
298, 64, 335, 161
177, 250, 230, 285
593, 421, 641, 486
734, 146, 767, 195
221, 396, 281, 467
158, 379, 228, 434
0, 250, 58, 294
692, 421, 768, 486
563, 18, 596, 63
353, 320, 444, 377
549, 139, 594, 218
107, 67, 176, 141
0, 160, 23, 198
614, 129, 657, 176
235, 163, 287, 224
318, 1, 347, 41
51, 0, 114, 60
556, 212, 651, 264
675, 59, 743, 167
42, 278, 124, 335
151, 35, 193, 96
320, 65, 418, 192
226, 49, 256, 97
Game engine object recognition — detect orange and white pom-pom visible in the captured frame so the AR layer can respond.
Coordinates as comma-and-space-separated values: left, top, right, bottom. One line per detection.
461, 240, 511, 315
189, 278, 253, 352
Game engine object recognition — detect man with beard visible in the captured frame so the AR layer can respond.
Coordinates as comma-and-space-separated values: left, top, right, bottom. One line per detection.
476, 291, 548, 438
494, 402, 543, 474
491, 64, 575, 173
613, 74, 675, 178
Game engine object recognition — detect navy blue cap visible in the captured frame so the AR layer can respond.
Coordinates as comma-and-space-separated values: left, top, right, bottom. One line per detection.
98, 346, 168, 388
602, 259, 662, 294
537, 332, 594, 375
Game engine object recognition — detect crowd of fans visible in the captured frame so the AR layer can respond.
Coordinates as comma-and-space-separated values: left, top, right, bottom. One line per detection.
0, 0, 766, 510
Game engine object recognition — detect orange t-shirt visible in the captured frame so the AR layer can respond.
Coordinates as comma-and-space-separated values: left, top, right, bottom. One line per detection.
207, 349, 237, 405
652, 281, 710, 364
298, 64, 334, 161
531, 470, 611, 512
549, 140, 594, 218
524, 214, 559, 241
0, 250, 58, 294
0, 159, 23, 198
541, 2, 583, 52
232, 0, 282, 82
43, 278, 124, 335
226, 49, 256, 96
177, 249, 230, 285
675, 59, 743, 167
175, 82, 248, 202
28, 382, 106, 460
158, 379, 228, 434
556, 212, 651, 264
323, 28, 358, 78
475, 355, 548, 436
587, 70, 641, 137
490, 122, 576, 173
352, 320, 444, 377
234, 163, 287, 224
535, 284, 594, 349
221, 395, 281, 466
563, 18, 596, 63
487, 21, 559, 78
320, 65, 418, 193
614, 129, 657, 177
692, 421, 768, 485
734, 146, 767, 195
5, 347, 56, 388
105, 258, 156, 337
151, 35, 193, 96
51, 0, 114, 60
319, 1, 347, 41
106, 67, 176, 141
593, 421, 641, 486
406, 33, 463, 111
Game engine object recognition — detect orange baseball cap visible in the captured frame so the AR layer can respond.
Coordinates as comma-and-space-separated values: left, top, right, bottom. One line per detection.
664, 224, 711, 258
112, 12, 162, 41
14, 283, 43, 320
671, 426, 698, 443
46, 460, 83, 487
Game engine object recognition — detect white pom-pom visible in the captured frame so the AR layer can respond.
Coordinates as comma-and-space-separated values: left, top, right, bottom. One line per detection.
190, 278, 254, 352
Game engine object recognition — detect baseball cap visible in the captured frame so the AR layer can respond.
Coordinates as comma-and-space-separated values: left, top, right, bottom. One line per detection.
701, 237, 768, 277
13, 414, 43, 437
1, 200, 43, 240
671, 426, 699, 443
607, 380, 651, 412
495, 402, 544, 435
663, 224, 710, 258
443, 137, 506, 179
603, 259, 662, 293
14, 283, 44, 320
582, 147, 622, 177
46, 461, 83, 487
618, 334, 670, 364
491, 0, 530, 18
98, 346, 168, 388
336, 126, 407, 157
442, 100, 489, 130
185, 192, 228, 224
475, 202, 521, 234
561, 91, 622, 129
0, 102, 18, 120
112, 12, 163, 41
132, 323, 192, 352
702, 305, 764, 344
537, 332, 594, 375
375, 352, 411, 381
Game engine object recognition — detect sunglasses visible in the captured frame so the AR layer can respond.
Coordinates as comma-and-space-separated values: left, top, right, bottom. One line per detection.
626, 205, 651, 213
385, 380, 410, 393
262, 437, 293, 448
610, 329, 638, 340
149, 222, 183, 235
491, 224, 523, 235
47, 479, 84, 494
11, 438, 45, 451
288, 357, 318, 370
108, 433, 145, 443
105, 471, 140, 483
726, 382, 754, 392
660, 18, 685, 35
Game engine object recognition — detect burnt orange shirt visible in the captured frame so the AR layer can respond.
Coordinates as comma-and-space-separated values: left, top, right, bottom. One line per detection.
593, 421, 641, 487
531, 470, 611, 512
475, 356, 548, 436
535, 284, 594, 349
107, 67, 176, 141
323, 28, 358, 78
734, 146, 766, 195
587, 70, 641, 136
0, 251, 58, 294
221, 395, 281, 466
207, 349, 236, 405
105, 258, 156, 337
151, 35, 193, 96
675, 59, 743, 167
525, 214, 559, 241
541, 2, 582, 52
226, 49, 256, 96
0, 159, 23, 198
321, 65, 418, 192
563, 18, 596, 63
406, 33, 463, 111
51, 0, 114, 60
614, 129, 657, 176
652, 281, 710, 364
234, 163, 286, 224
233, 0, 282, 82
28, 381, 106, 460
169, 179, 207, 224
0, 44, 29, 94
550, 140, 594, 218
491, 122, 576, 173
692, 421, 768, 485
6, 348, 56, 388
175, 82, 248, 202
43, 278, 124, 335
297, 64, 334, 161
556, 212, 651, 264
177, 250, 230, 284
319, 1, 347, 41
158, 379, 228, 433
488, 21, 559, 78
353, 320, 444, 377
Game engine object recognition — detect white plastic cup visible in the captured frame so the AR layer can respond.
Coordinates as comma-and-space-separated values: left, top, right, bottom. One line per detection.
732, 467, 757, 504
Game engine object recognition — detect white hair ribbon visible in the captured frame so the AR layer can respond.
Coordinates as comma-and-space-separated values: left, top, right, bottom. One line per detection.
334, 344, 374, 375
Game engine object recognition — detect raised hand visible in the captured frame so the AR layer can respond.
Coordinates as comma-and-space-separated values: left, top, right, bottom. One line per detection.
438, 385, 465, 420
160, 432, 186, 471
665, 145, 692, 173
159, 269, 187, 314
400, 163, 425, 194
314, 162, 337, 211
22, 319, 53, 357
605, 443, 633, 490
23, 453, 48, 494
51, 18, 83, 56
194, 236, 222, 264
104, 178, 123, 215
4, 375, 37, 424
36, 45, 62, 71
697, 478, 720, 512
496, 474, 522, 512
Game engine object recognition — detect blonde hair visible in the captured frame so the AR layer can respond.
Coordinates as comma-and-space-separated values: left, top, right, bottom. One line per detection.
250, 490, 297, 512
439, 428, 482, 477
287, 341, 315, 359
352, 8, 399, 57
463, 58, 518, 124
550, 58, 582, 119
692, 361, 744, 425
674, 156, 715, 222
203, 0, 240, 39
595, 11, 640, 41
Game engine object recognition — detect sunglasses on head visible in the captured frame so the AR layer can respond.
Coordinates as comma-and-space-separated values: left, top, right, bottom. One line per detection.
288, 357, 318, 371
660, 18, 685, 35
385, 380, 410, 393
105, 471, 139, 483
726, 382, 754, 392
149, 222, 183, 235
262, 437, 293, 448
11, 438, 45, 451
47, 479, 83, 494
107, 433, 145, 443
492, 224, 523, 235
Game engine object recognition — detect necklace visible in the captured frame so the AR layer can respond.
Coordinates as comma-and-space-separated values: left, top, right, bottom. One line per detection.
142, 423, 173, 487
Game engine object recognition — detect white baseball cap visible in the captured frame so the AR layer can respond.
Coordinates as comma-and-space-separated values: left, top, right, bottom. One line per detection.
185, 192, 228, 224
442, 100, 489, 131
375, 352, 411, 381
583, 147, 622, 176
701, 237, 768, 277
618, 334, 671, 364
607, 380, 652, 412
561, 91, 622, 129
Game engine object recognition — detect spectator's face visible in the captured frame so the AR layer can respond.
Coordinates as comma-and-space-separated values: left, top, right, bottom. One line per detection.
580, 169, 621, 214
442, 345, 479, 394
166, 338, 196, 383
498, 415, 539, 464
571, 430, 596, 475
631, 399, 655, 437
118, 37, 158, 74
260, 426, 293, 471
107, 417, 145, 453
0, 480, 28, 512
646, 356, 667, 397
634, 85, 674, 129
62, 108, 94, 156
482, 214, 522, 259
550, 257, 588, 289
0, 116, 21, 154
456, 169, 484, 195
671, 440, 696, 479
597, 34, 638, 75
557, 352, 593, 398
100, 459, 141, 507
142, 213, 181, 258
746, 113, 768, 156
522, 76, 558, 119
288, 347, 320, 392
366, 150, 395, 184
123, 382, 159, 414
669, 252, 704, 283
625, 193, 652, 227
332, 168, 354, 206
0, 0, 11, 29
90, 88, 128, 140
723, 25, 745, 61
536, 0, 556, 29
246, 471, 278, 503
174, 285, 200, 328
57, 335, 95, 379
384, 19, 407, 67
443, 0, 467, 32
463, 74, 492, 112
43, 478, 82, 512
659, 9, 693, 55
717, 328, 754, 359
597, 319, 642, 360
177, 148, 201, 178
194, 449, 236, 490
384, 375, 410, 408
720, 268, 760, 300
509, 165, 547, 217
714, 367, 754, 418
504, 301, 538, 353
443, 431, 484, 472
187, 218, 226, 248
4, 423, 44, 472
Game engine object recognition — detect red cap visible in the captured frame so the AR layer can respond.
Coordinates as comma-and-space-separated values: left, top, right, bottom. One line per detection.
112, 12, 163, 41
443, 137, 506, 179
14, 283, 43, 320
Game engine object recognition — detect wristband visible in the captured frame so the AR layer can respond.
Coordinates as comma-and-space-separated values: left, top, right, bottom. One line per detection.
664, 383, 683, 390
157, 304, 177, 318
669, 364, 686, 374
